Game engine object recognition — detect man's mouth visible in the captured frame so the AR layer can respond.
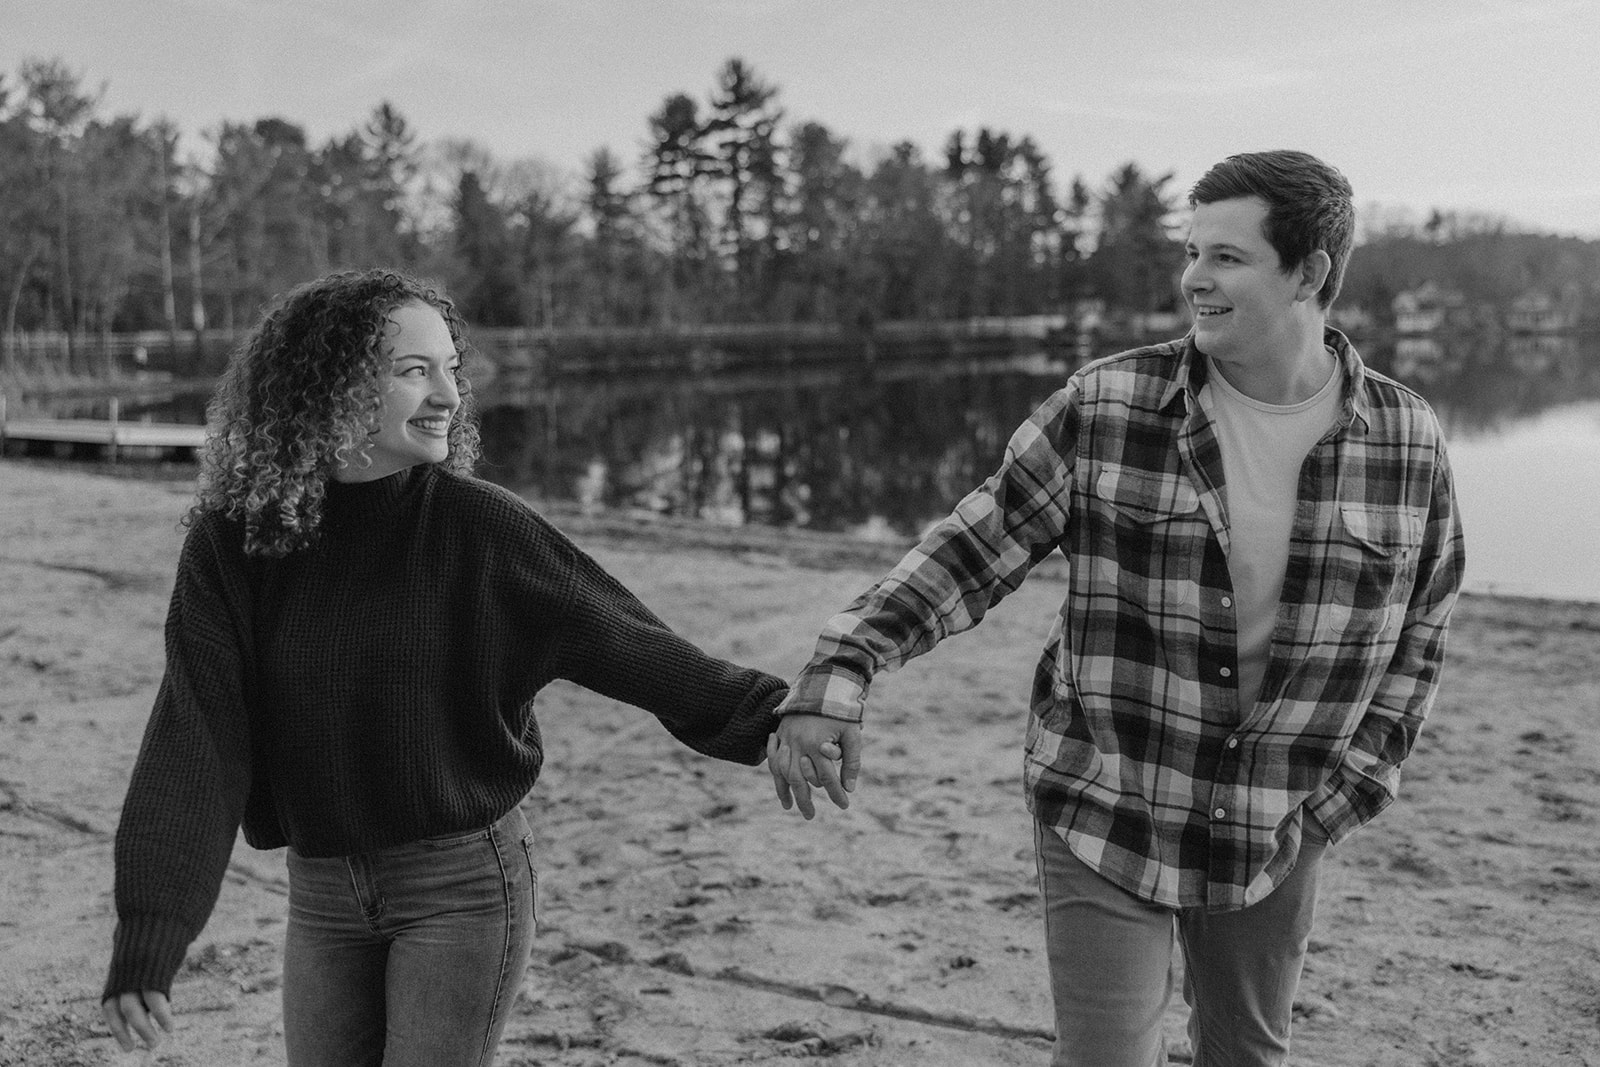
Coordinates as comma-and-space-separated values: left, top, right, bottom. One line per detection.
1195, 305, 1232, 318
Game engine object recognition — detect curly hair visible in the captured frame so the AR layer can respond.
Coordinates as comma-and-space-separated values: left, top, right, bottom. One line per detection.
190, 268, 482, 557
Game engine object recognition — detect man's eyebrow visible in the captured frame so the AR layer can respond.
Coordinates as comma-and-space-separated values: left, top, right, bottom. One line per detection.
1186, 238, 1251, 254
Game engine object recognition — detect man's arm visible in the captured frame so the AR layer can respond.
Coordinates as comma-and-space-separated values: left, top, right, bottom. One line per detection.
1306, 441, 1466, 843
770, 383, 1082, 816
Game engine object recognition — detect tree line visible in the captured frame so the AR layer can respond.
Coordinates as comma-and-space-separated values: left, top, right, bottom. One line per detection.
2, 54, 1596, 374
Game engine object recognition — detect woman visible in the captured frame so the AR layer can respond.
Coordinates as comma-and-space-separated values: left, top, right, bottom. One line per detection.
101, 269, 787, 1065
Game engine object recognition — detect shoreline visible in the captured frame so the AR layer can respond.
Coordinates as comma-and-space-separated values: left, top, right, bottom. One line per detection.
3, 454, 1599, 612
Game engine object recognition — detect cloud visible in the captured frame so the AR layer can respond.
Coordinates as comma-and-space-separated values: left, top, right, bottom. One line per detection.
1120, 58, 1303, 100
1035, 99, 1166, 125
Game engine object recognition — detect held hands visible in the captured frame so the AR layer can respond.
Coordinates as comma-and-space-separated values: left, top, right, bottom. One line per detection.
102, 990, 173, 1053
767, 714, 862, 819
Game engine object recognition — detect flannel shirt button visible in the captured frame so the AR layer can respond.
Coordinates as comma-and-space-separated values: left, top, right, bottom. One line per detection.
1220, 667, 1233, 678
1221, 595, 1233, 608
1213, 807, 1227, 820
1226, 737, 1239, 750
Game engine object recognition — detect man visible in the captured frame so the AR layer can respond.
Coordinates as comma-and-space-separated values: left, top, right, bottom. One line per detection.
768, 150, 1465, 1066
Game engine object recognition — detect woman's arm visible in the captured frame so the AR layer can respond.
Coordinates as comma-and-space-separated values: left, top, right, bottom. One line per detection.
550, 532, 787, 764
103, 517, 257, 1006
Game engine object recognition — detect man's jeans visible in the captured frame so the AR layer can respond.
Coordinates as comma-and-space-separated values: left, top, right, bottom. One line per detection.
282, 805, 538, 1067
1034, 817, 1327, 1067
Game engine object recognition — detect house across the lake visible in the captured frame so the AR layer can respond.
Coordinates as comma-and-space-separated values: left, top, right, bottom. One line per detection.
1506, 290, 1581, 333
1393, 282, 1476, 334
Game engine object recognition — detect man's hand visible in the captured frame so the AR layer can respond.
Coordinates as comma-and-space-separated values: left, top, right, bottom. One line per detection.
102, 989, 173, 1052
767, 714, 862, 819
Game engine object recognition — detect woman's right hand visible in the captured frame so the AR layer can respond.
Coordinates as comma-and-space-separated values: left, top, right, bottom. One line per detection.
102, 990, 173, 1052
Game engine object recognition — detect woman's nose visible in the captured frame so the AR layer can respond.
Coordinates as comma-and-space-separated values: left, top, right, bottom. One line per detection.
431, 369, 460, 409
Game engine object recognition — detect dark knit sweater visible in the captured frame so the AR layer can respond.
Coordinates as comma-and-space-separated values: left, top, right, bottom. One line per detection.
105, 465, 787, 998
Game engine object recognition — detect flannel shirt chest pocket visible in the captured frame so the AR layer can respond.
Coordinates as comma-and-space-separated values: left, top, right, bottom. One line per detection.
1089, 465, 1205, 607
1327, 504, 1423, 635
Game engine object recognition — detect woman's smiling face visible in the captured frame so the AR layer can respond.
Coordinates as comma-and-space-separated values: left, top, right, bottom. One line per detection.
336, 301, 461, 482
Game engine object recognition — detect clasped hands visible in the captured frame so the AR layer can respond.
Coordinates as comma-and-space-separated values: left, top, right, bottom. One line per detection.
766, 713, 862, 819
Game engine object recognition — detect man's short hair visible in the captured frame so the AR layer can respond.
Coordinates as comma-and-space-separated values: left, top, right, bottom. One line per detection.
1189, 150, 1355, 309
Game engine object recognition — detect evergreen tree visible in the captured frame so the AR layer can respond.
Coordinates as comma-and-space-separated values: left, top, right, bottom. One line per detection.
858, 142, 951, 320
584, 146, 653, 325
780, 120, 863, 322
645, 92, 716, 322
704, 58, 784, 313
453, 170, 522, 326
505, 159, 579, 327
1090, 162, 1183, 313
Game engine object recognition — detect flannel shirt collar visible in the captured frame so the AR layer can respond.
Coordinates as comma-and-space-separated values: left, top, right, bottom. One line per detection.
1328, 326, 1373, 435
1166, 324, 1372, 435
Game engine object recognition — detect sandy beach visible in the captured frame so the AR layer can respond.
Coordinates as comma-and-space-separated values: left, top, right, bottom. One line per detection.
1, 457, 1597, 1066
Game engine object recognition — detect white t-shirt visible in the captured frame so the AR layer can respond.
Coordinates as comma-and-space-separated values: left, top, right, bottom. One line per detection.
1198, 354, 1342, 718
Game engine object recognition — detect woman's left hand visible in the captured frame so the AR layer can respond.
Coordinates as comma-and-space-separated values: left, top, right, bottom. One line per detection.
102, 989, 173, 1052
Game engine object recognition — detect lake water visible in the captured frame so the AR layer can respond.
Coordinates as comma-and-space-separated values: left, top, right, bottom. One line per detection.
75, 332, 1600, 603
1445, 400, 1600, 602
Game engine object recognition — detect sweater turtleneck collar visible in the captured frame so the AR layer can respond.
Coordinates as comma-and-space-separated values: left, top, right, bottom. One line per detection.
323, 465, 425, 528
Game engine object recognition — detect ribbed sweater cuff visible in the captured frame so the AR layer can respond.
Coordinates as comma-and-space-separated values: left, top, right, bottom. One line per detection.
705, 681, 788, 765
103, 915, 195, 1001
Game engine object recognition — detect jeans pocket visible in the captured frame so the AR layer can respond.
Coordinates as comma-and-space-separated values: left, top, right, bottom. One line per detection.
415, 825, 494, 849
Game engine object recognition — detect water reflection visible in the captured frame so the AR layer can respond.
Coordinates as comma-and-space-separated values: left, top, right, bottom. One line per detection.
477, 359, 1048, 537
1365, 332, 1600, 441
475, 333, 1600, 539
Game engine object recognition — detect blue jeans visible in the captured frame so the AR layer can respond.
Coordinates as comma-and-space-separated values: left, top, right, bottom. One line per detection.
1034, 817, 1327, 1067
282, 806, 538, 1067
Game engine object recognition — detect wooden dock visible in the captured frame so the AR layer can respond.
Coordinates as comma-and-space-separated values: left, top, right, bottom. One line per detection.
0, 395, 206, 461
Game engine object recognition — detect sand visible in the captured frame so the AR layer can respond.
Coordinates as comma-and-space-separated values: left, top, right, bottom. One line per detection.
1, 458, 1597, 1066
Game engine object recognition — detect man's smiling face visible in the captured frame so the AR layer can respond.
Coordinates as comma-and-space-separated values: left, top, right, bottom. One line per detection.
1182, 196, 1308, 369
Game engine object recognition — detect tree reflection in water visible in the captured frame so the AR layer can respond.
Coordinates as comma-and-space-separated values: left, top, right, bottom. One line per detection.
475, 332, 1600, 537
39, 330, 1600, 546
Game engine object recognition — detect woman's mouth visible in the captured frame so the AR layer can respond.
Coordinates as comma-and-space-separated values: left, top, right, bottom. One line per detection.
408, 416, 451, 435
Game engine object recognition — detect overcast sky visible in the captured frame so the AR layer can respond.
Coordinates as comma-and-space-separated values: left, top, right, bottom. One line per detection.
10, 0, 1599, 237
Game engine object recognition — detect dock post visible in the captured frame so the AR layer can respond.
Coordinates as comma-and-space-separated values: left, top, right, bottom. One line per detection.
108, 396, 120, 464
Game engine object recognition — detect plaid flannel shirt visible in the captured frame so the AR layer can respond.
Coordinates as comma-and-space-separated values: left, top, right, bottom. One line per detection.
778, 328, 1465, 910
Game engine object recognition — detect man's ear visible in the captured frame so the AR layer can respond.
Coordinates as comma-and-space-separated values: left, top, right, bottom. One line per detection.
1296, 250, 1332, 303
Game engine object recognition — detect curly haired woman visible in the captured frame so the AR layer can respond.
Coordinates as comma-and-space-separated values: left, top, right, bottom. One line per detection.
100, 269, 788, 1066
